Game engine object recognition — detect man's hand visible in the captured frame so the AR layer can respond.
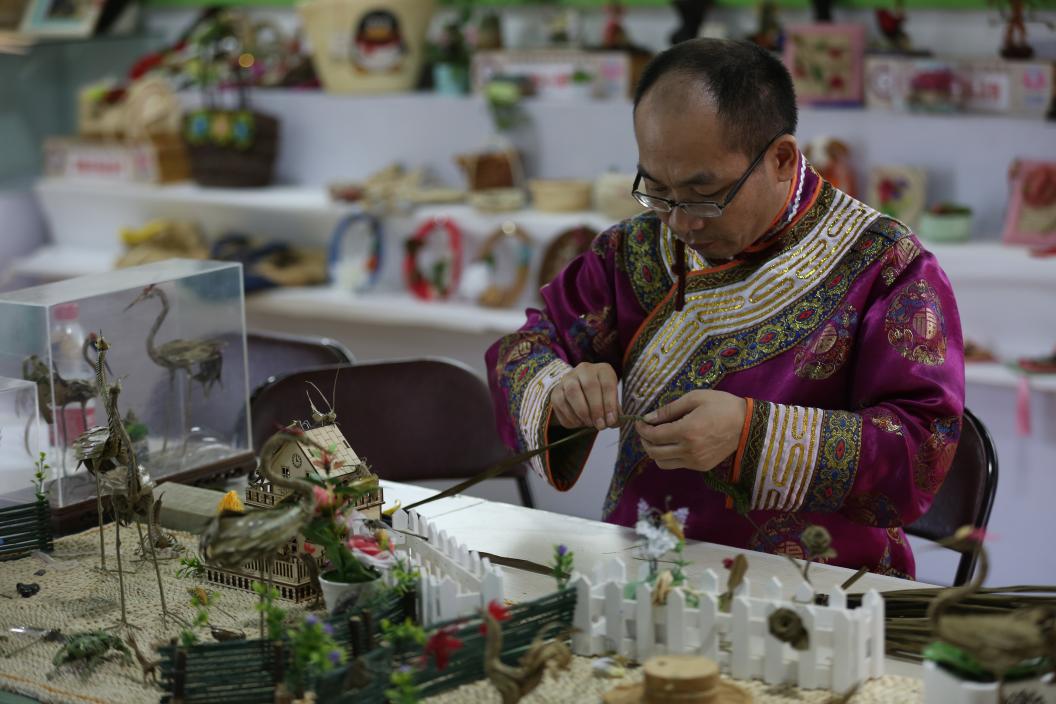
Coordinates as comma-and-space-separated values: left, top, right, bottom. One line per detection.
549, 362, 619, 431
636, 390, 748, 472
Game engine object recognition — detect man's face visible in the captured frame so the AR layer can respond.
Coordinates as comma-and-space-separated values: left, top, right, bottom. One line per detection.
633, 87, 792, 260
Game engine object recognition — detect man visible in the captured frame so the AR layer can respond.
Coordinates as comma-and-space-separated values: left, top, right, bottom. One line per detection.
486, 39, 963, 578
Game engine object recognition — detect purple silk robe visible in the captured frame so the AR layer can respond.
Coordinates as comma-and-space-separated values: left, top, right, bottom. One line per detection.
486, 159, 964, 579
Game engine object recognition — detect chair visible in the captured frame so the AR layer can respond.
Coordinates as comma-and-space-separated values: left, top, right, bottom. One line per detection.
249, 358, 534, 508
246, 330, 355, 398
190, 330, 354, 449
905, 408, 998, 586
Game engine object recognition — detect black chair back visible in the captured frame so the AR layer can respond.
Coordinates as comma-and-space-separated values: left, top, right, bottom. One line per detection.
906, 408, 998, 586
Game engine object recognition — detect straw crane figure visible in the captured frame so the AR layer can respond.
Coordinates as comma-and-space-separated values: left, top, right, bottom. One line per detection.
124, 284, 225, 451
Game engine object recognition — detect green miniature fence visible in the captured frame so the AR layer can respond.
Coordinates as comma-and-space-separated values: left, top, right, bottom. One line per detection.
319, 586, 578, 702
0, 499, 53, 560
159, 589, 414, 703
160, 586, 575, 703
159, 639, 286, 704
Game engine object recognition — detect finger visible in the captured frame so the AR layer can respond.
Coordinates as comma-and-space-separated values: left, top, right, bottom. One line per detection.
562, 375, 595, 428
644, 392, 698, 425
641, 439, 684, 462
598, 365, 619, 428
549, 388, 574, 426
636, 419, 685, 446
578, 371, 608, 431
550, 386, 577, 428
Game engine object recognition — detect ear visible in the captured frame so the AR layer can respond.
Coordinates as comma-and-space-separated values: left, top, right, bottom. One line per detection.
771, 135, 800, 182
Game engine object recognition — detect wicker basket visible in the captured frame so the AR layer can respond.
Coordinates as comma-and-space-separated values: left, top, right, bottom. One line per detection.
298, 0, 434, 94
529, 179, 593, 212
183, 110, 279, 188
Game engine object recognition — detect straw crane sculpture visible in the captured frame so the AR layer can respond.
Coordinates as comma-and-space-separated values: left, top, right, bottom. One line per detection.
73, 335, 172, 627
124, 284, 225, 451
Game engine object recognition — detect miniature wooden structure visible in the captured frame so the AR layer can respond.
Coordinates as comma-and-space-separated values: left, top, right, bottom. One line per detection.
571, 558, 885, 697
206, 422, 383, 602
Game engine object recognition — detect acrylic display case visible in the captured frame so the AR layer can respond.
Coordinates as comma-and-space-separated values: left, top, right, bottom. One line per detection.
0, 259, 254, 529
0, 376, 45, 508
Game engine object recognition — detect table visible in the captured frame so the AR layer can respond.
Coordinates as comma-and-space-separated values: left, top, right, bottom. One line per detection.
379, 480, 927, 681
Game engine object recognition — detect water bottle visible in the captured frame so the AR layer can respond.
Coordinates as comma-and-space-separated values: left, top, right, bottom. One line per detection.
49, 302, 96, 445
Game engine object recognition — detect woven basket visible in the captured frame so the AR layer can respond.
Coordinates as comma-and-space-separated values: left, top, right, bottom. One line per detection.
530, 179, 593, 212
183, 110, 279, 188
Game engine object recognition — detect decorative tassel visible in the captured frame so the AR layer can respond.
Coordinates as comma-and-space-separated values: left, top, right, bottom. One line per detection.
1016, 374, 1031, 437
674, 238, 687, 311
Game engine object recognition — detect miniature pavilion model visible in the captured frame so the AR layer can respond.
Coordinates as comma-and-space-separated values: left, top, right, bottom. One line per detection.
205, 420, 383, 602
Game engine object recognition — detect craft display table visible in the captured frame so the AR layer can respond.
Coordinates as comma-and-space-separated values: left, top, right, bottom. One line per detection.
0, 480, 930, 703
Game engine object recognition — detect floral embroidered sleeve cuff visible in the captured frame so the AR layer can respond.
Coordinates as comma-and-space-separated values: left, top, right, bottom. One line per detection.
731, 399, 862, 513
514, 358, 595, 490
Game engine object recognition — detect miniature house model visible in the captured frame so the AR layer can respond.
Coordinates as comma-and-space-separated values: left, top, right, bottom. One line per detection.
206, 422, 384, 602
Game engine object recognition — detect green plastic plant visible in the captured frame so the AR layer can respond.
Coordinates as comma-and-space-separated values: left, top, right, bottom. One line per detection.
380, 617, 426, 653
389, 557, 420, 597
551, 544, 574, 590
286, 614, 346, 696
252, 581, 287, 641
176, 554, 206, 579
122, 410, 149, 443
179, 588, 219, 646
32, 452, 48, 502
385, 666, 420, 704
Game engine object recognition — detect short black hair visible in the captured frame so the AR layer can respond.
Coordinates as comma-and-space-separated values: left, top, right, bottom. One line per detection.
633, 39, 798, 158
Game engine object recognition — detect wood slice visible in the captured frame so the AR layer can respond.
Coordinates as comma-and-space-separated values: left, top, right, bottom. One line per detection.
644, 655, 719, 701
603, 655, 753, 704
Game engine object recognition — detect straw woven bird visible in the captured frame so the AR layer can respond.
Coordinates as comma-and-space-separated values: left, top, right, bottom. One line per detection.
484, 611, 571, 704
927, 526, 1056, 684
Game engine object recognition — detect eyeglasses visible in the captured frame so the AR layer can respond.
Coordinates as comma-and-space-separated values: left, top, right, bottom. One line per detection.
631, 131, 786, 219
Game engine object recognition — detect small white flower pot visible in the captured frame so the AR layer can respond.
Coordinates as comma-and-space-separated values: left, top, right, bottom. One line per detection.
318, 572, 379, 614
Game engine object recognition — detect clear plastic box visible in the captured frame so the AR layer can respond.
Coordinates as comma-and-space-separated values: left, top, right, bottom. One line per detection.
0, 260, 252, 516
0, 376, 45, 508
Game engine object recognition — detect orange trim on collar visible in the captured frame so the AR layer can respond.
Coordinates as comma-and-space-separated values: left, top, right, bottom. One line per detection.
622, 252, 743, 370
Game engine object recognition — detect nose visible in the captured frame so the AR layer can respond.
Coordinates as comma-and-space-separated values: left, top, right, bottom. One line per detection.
666, 206, 705, 240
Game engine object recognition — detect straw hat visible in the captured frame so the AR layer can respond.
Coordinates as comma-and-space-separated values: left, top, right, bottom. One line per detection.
603, 655, 752, 704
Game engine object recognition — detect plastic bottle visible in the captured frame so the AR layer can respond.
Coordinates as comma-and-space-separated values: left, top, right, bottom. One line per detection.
49, 302, 95, 443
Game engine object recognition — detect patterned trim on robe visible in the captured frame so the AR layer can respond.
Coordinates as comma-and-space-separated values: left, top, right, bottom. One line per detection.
731, 401, 862, 513
515, 358, 572, 480
603, 188, 905, 518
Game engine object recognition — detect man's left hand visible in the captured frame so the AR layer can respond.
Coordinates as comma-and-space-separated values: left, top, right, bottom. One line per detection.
636, 390, 748, 472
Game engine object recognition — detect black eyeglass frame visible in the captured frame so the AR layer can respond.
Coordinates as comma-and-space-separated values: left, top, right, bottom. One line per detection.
631, 130, 788, 219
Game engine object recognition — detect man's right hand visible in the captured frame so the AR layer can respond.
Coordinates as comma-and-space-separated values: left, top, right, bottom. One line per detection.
549, 362, 619, 431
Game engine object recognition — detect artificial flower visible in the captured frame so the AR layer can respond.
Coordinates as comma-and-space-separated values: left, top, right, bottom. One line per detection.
349, 534, 396, 571
422, 627, 463, 671
479, 599, 511, 634
312, 484, 336, 512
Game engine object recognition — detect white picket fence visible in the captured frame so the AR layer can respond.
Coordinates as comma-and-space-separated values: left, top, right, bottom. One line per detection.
389, 508, 505, 627
571, 558, 885, 695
